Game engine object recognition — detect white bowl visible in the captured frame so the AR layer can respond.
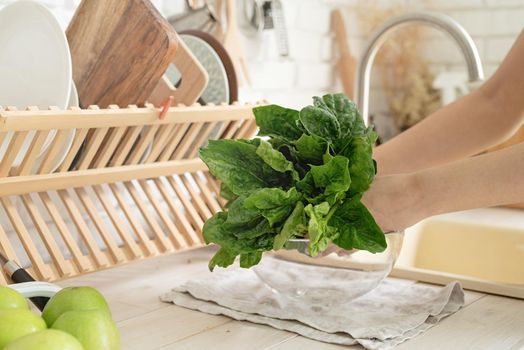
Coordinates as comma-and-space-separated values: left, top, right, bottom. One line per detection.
253, 232, 404, 306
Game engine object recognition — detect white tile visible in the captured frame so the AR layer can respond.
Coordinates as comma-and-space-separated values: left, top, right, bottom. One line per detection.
449, 9, 524, 36
296, 62, 334, 89
249, 61, 297, 90
296, 1, 334, 34
485, 37, 515, 63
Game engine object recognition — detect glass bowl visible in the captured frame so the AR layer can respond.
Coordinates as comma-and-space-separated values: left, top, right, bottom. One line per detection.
253, 231, 404, 306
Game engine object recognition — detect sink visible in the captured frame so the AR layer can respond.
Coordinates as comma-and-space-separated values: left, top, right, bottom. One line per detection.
392, 208, 524, 298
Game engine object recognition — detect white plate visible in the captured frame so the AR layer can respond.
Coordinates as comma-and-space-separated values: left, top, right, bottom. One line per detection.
0, 0, 72, 167
31, 81, 78, 174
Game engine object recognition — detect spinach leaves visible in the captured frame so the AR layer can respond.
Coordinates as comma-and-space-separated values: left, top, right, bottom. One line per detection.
199, 94, 385, 271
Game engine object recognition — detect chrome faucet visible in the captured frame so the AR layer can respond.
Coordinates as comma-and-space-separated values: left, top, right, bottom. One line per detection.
356, 12, 485, 125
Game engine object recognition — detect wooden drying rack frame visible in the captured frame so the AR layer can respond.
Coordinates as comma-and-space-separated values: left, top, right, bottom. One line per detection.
0, 103, 260, 284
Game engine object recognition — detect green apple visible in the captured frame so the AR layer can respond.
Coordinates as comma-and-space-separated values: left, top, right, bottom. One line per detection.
4, 329, 83, 350
52, 309, 120, 350
0, 309, 46, 348
0, 287, 28, 310
41, 286, 111, 327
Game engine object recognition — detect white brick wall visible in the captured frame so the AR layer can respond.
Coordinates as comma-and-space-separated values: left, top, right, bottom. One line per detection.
1, 0, 523, 114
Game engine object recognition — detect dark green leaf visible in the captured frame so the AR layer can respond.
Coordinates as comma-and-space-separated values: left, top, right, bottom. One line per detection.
294, 134, 327, 164
309, 156, 351, 199
209, 247, 237, 271
299, 105, 341, 141
244, 187, 301, 226
256, 140, 299, 180
330, 196, 386, 253
314, 94, 366, 138
253, 105, 302, 141
240, 251, 263, 268
340, 135, 376, 193
200, 139, 288, 196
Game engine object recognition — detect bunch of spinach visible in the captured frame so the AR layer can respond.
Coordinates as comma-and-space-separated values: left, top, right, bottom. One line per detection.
200, 94, 386, 271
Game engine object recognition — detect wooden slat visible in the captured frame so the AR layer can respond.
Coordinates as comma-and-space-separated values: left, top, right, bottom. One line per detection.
58, 189, 110, 268
232, 119, 254, 140
144, 124, 176, 163
109, 184, 159, 257
21, 194, 75, 277
93, 185, 142, 259
153, 178, 201, 246
92, 127, 127, 168
17, 130, 50, 175
172, 123, 204, 160
37, 129, 71, 173
158, 124, 191, 162
192, 173, 222, 213
203, 172, 226, 207
138, 180, 188, 249
0, 159, 207, 196
0, 224, 19, 263
75, 187, 126, 264
166, 176, 205, 236
110, 126, 143, 167
124, 181, 174, 253
39, 192, 92, 272
77, 127, 110, 170
235, 119, 257, 139
59, 128, 89, 172
0, 103, 258, 131
0, 131, 28, 177
126, 125, 160, 165
185, 122, 217, 159
220, 120, 242, 139
1, 197, 54, 280
180, 176, 213, 220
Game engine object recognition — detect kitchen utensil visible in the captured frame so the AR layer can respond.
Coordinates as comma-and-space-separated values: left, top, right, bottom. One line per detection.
253, 232, 404, 305
147, 32, 209, 107
0, 251, 49, 311
241, 0, 288, 56
168, 0, 219, 33
166, 31, 230, 105
66, 0, 178, 108
0, 0, 72, 167
8, 282, 61, 299
183, 30, 238, 103
332, 9, 357, 99
270, 0, 289, 57
213, 0, 225, 41
223, 0, 252, 86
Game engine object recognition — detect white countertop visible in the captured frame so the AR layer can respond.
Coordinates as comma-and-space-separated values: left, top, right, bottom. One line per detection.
59, 247, 524, 350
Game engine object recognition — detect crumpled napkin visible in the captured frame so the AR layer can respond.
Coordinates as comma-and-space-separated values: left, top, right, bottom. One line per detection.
161, 265, 464, 350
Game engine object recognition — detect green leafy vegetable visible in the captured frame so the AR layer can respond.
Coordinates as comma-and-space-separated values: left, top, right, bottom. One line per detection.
199, 93, 385, 270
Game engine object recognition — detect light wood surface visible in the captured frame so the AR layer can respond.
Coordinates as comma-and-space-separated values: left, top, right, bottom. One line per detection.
66, 0, 178, 108
55, 247, 524, 350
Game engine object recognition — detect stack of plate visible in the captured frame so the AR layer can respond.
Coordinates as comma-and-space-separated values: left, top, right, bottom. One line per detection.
0, 0, 77, 174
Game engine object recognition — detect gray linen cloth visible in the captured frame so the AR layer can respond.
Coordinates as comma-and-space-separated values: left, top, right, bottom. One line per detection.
161, 265, 464, 350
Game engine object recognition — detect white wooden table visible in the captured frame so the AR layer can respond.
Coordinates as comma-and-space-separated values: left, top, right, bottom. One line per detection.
60, 247, 524, 350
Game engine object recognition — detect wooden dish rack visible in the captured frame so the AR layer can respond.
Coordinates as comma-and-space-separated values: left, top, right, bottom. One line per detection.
0, 103, 259, 284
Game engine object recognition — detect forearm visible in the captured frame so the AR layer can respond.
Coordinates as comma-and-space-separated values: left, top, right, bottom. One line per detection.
374, 29, 524, 175
415, 141, 524, 219
363, 142, 524, 231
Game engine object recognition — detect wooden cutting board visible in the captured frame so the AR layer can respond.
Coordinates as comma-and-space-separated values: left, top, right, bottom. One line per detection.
66, 0, 178, 108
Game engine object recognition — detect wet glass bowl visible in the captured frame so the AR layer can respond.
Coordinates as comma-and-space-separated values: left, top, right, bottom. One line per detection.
253, 232, 404, 306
